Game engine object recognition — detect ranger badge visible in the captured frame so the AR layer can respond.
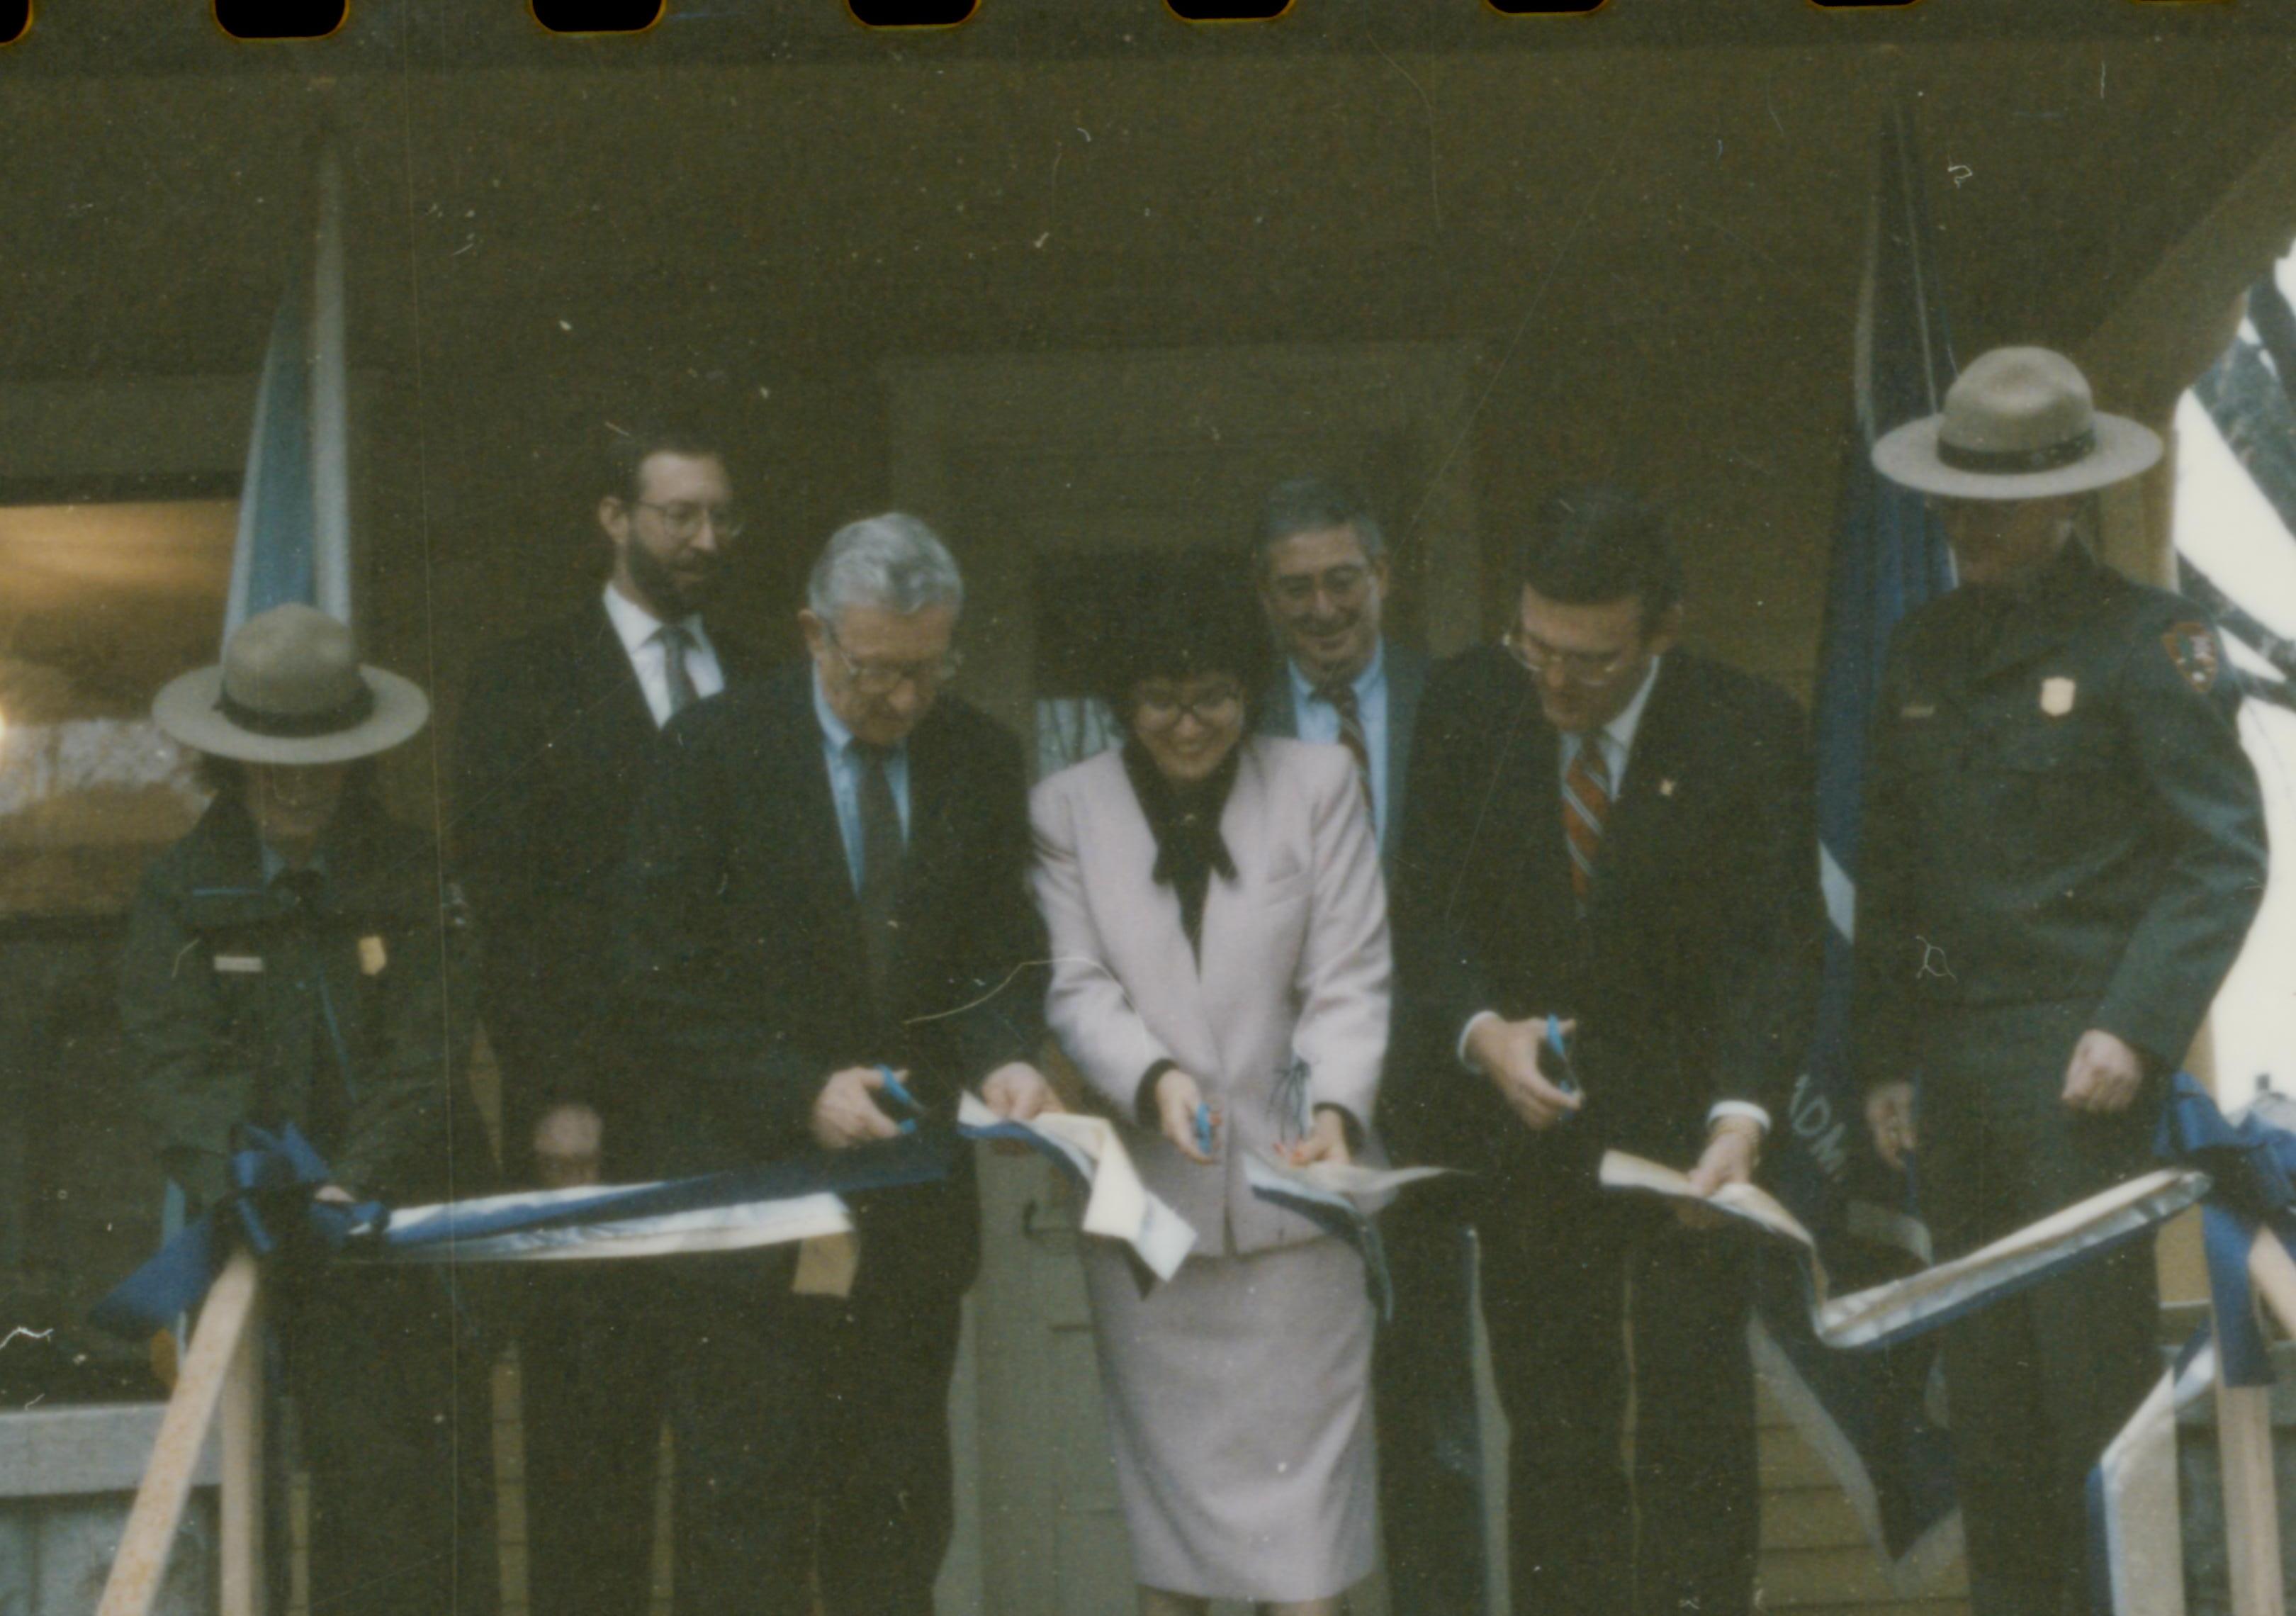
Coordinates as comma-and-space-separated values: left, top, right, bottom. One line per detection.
2161, 621, 2221, 694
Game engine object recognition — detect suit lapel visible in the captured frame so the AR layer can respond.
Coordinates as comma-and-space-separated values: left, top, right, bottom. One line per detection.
896, 714, 966, 973
580, 605, 660, 747
1487, 688, 1572, 917
1193, 744, 1275, 1081
1104, 754, 1222, 1077
1382, 642, 1426, 863
1585, 657, 1690, 926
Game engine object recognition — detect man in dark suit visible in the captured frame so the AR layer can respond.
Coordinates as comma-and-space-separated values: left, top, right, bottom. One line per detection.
1388, 486, 1821, 1616
616, 512, 1057, 1615
453, 418, 762, 1616
1250, 477, 1485, 1616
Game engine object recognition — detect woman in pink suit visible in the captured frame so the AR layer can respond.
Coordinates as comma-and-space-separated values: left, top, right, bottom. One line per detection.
1030, 559, 1392, 1616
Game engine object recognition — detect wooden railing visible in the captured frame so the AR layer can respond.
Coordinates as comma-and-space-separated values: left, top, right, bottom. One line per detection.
96, 1250, 264, 1616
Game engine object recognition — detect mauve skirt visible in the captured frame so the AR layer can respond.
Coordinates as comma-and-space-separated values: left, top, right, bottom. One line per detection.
1081, 1232, 1379, 1602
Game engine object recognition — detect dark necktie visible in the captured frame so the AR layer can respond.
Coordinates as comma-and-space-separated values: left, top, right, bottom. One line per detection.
1562, 737, 1611, 908
1321, 679, 1375, 827
658, 623, 697, 719
854, 743, 906, 1010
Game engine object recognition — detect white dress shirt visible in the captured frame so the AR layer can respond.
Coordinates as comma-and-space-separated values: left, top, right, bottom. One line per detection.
603, 583, 726, 729
1461, 653, 1769, 1135
1288, 639, 1392, 832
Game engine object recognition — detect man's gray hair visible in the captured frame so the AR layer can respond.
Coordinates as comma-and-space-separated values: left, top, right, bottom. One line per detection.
1254, 477, 1386, 573
806, 512, 966, 622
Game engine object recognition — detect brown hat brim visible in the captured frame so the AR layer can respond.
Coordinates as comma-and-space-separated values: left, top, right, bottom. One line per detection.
152, 663, 430, 765
1871, 410, 2163, 500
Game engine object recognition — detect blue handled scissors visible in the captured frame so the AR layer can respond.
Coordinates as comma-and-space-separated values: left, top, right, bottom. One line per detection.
877, 1065, 922, 1133
1193, 1102, 1216, 1157
1543, 1014, 1582, 1102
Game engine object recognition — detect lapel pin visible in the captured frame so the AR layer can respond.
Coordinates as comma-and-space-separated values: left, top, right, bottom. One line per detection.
357, 936, 388, 977
1658, 778, 1677, 798
2039, 677, 2076, 717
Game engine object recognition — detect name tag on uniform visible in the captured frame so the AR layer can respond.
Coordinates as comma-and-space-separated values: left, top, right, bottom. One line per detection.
2040, 677, 2076, 717
358, 936, 388, 977
1901, 702, 1937, 720
213, 954, 264, 975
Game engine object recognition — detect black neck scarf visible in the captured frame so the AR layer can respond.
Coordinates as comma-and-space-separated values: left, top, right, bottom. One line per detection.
1121, 736, 1240, 958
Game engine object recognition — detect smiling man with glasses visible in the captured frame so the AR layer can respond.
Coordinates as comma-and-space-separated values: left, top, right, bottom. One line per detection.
1249, 477, 1484, 1616
1388, 484, 1821, 1616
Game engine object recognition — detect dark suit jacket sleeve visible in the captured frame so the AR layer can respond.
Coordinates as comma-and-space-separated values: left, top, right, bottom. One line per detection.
1850, 639, 1925, 1097
947, 722, 1051, 1082
1702, 686, 1823, 1120
2093, 612, 2268, 1067
451, 640, 604, 1123
615, 707, 826, 1161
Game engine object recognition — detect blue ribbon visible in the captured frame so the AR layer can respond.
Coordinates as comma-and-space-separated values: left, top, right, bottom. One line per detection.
93, 1126, 955, 1339
91, 1125, 380, 1337
2155, 1073, 2296, 1388
954, 1115, 1091, 1195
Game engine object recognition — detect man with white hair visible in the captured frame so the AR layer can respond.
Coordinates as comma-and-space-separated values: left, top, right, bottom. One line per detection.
618, 512, 1057, 1615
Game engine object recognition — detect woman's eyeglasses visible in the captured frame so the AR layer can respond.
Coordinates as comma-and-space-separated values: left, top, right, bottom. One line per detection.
1132, 686, 1244, 731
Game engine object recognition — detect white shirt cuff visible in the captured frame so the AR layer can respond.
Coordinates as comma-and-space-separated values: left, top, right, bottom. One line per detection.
1708, 1100, 1770, 1135
1458, 1010, 1502, 1070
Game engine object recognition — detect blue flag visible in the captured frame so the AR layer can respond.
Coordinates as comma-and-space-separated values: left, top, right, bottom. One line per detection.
224, 138, 351, 638
1752, 99, 1962, 1591
158, 134, 356, 1305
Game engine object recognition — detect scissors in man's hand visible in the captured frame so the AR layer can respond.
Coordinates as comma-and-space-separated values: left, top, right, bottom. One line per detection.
877, 1065, 923, 1133
1194, 1102, 1217, 1157
1541, 1014, 1582, 1104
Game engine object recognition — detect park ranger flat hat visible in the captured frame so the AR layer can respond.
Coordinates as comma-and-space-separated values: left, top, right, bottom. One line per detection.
153, 603, 430, 765
1872, 345, 2163, 500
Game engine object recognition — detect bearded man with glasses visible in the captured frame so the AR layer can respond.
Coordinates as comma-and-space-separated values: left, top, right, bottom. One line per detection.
453, 415, 765, 1616
1385, 485, 1823, 1616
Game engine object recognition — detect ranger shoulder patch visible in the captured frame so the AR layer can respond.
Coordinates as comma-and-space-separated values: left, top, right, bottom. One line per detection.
2161, 620, 2221, 695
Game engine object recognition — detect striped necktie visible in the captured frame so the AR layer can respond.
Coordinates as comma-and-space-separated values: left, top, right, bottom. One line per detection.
1320, 678, 1375, 827
1562, 736, 1611, 907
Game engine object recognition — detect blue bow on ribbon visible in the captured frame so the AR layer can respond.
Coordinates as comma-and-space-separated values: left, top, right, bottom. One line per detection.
90, 1124, 381, 1338
2156, 1072, 2296, 1388
93, 1126, 957, 1340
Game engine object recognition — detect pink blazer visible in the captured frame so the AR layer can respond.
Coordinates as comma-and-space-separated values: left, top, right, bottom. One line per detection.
1030, 736, 1391, 1257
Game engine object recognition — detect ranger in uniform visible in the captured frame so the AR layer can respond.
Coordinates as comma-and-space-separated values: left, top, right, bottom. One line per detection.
121, 604, 498, 1616
1855, 347, 2269, 1616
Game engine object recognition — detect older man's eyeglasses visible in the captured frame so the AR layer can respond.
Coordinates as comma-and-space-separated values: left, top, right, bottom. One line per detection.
1267, 564, 1371, 610
1503, 625, 1637, 688
634, 500, 744, 542
1133, 685, 1244, 731
827, 630, 963, 697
